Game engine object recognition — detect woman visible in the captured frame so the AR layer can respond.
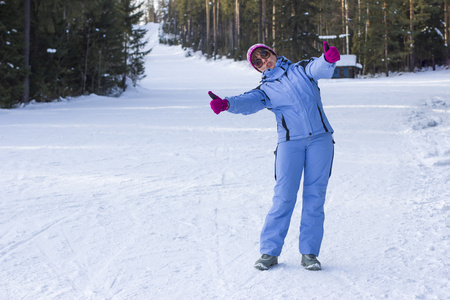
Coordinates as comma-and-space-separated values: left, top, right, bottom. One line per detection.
209, 42, 340, 271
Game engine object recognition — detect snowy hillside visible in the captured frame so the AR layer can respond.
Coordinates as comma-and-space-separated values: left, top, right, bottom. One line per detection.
1, 23, 449, 299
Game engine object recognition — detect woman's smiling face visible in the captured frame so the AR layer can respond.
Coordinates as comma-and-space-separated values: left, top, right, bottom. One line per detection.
251, 48, 277, 73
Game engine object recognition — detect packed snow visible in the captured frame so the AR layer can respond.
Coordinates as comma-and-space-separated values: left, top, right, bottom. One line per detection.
1, 23, 449, 299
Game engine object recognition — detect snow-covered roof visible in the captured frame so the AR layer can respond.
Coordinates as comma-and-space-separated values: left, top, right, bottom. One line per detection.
319, 34, 350, 39
336, 54, 363, 68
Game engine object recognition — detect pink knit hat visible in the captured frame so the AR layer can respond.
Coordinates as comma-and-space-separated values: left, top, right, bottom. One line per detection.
247, 44, 277, 72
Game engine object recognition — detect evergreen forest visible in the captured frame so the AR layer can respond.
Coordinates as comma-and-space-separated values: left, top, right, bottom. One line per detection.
1, 0, 150, 108
160, 0, 449, 75
1, 0, 449, 108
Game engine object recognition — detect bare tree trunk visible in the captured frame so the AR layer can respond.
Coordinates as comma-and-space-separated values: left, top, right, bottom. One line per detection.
98, 50, 102, 93
444, 0, 450, 64
229, 17, 234, 53
383, 1, 389, 77
23, 0, 30, 103
345, 0, 349, 54
410, 0, 415, 71
213, 0, 217, 58
443, 0, 449, 64
342, 0, 346, 53
445, 0, 449, 54
206, 0, 211, 57
83, 28, 90, 94
217, 0, 220, 54
187, 19, 191, 45
122, 35, 128, 91
272, 1, 276, 49
146, 0, 156, 23
357, 0, 361, 59
235, 0, 240, 50
261, 0, 266, 44
363, 0, 369, 75
318, 2, 322, 35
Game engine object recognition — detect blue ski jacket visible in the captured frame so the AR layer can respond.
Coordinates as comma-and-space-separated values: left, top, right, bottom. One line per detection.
226, 55, 336, 143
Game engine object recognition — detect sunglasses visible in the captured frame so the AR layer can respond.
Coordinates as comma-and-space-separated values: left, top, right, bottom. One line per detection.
252, 49, 271, 69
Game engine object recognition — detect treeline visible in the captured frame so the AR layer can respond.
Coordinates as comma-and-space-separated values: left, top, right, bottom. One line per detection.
158, 0, 449, 75
1, 0, 150, 108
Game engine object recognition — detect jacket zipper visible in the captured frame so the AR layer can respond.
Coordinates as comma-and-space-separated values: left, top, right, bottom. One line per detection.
281, 72, 314, 135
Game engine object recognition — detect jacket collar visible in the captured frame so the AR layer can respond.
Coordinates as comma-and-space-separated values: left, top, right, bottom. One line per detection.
261, 56, 292, 82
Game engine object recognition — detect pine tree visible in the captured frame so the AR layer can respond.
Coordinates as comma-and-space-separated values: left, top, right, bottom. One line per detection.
0, 0, 25, 108
273, 0, 319, 61
445, 0, 449, 60
128, 25, 152, 87
1, 0, 150, 107
413, 0, 447, 69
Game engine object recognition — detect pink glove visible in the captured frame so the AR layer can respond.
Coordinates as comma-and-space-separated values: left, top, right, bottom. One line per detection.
323, 41, 340, 63
209, 91, 229, 115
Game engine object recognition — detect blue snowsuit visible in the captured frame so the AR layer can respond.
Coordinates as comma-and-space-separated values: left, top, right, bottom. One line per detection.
226, 55, 335, 257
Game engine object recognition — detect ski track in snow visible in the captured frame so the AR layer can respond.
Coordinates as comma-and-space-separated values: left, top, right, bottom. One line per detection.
1, 23, 449, 299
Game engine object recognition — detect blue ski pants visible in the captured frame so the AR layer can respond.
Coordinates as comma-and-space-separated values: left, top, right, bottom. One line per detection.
260, 132, 334, 257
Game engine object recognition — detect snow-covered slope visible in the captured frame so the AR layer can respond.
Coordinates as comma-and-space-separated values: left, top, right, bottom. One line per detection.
1, 23, 449, 299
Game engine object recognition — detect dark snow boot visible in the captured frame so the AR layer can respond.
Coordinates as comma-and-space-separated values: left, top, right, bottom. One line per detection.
301, 254, 321, 271
254, 254, 278, 271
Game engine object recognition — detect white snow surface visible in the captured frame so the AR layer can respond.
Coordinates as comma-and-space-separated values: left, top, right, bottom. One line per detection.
1, 23, 450, 299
